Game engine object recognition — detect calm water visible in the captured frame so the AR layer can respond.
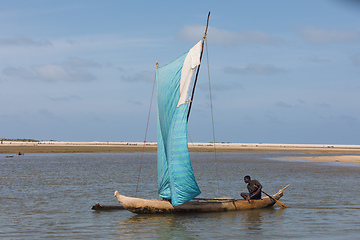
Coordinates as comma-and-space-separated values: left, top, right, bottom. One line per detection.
1, 152, 359, 239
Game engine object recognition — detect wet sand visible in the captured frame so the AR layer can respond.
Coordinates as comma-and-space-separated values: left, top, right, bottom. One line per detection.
287, 155, 360, 164
2, 141, 360, 162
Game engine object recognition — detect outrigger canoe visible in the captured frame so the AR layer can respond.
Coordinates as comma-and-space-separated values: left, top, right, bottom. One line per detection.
114, 185, 289, 214
114, 14, 290, 214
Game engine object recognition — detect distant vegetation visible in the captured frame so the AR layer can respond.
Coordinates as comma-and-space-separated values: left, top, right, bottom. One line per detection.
1, 138, 40, 142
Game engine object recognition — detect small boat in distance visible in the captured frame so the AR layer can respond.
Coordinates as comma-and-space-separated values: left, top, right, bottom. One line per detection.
114, 12, 290, 214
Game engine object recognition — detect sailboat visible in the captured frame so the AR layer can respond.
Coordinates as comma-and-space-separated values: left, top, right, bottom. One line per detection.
114, 13, 289, 214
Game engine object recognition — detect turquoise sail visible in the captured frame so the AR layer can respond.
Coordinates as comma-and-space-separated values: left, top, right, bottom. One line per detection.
156, 41, 202, 206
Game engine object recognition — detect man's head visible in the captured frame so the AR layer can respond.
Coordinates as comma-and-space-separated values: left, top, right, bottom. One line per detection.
244, 175, 251, 183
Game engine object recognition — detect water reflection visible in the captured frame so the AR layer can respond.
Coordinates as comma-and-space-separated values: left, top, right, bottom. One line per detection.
243, 209, 264, 231
117, 214, 195, 239
116, 208, 284, 239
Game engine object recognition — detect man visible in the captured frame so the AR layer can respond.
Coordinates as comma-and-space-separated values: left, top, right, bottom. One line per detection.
241, 175, 262, 200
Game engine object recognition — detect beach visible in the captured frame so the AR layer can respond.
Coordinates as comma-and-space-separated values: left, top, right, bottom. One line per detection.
287, 155, 360, 164
1, 141, 360, 163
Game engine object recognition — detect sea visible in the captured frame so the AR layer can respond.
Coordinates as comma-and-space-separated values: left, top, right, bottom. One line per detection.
1, 152, 359, 239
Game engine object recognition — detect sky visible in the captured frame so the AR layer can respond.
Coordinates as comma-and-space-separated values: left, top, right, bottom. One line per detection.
1, 0, 360, 144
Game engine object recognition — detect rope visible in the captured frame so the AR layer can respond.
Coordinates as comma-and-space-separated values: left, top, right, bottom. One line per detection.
205, 38, 220, 197
135, 71, 157, 197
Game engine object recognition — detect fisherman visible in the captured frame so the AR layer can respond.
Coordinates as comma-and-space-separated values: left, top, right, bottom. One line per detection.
241, 175, 262, 200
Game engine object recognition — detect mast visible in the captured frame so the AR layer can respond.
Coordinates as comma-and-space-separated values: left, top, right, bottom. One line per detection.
187, 11, 210, 121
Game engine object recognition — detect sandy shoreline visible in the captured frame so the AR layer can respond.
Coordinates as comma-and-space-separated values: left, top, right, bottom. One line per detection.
287, 155, 360, 164
1, 141, 360, 163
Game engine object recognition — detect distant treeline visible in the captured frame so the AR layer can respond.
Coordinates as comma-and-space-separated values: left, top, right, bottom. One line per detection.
1, 138, 40, 142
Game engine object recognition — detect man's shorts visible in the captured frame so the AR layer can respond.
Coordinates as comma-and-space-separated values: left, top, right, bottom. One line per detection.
249, 192, 261, 199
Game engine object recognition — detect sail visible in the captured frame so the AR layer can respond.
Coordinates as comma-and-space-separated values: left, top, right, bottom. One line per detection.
156, 40, 202, 206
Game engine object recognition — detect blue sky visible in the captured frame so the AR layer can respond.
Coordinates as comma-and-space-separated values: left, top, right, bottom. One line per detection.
1, 0, 359, 144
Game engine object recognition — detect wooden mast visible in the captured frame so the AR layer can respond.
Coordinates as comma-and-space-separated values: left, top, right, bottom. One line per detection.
187, 11, 210, 121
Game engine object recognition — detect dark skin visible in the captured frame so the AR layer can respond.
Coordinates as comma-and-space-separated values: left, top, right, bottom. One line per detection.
240, 177, 262, 201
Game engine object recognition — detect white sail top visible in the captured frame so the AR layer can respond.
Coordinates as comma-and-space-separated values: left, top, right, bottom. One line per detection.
177, 40, 203, 107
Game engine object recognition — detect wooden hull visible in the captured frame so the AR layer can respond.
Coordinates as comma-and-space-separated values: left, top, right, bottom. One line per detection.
114, 188, 285, 214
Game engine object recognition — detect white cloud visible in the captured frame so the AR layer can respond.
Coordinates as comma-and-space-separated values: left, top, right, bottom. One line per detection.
314, 102, 331, 108
121, 70, 153, 82
3, 64, 96, 82
0, 36, 52, 47
49, 95, 81, 101
2, 56, 101, 82
177, 25, 277, 45
338, 115, 359, 124
176, 24, 204, 42
66, 57, 101, 68
38, 109, 55, 118
224, 64, 284, 75
297, 26, 360, 44
201, 81, 243, 92
275, 101, 293, 108
304, 56, 332, 63
3, 67, 36, 79
33, 64, 96, 82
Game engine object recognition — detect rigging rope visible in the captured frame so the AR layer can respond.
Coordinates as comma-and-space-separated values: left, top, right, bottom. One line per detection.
205, 38, 220, 197
135, 71, 157, 197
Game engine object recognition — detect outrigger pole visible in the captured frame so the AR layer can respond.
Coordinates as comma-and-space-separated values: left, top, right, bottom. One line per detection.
187, 11, 210, 121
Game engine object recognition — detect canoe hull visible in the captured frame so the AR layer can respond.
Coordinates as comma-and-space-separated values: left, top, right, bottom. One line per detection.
114, 188, 284, 214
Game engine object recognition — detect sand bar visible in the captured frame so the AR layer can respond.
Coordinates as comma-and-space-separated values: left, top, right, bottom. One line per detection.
287, 155, 360, 164
2, 141, 360, 163
1, 141, 360, 155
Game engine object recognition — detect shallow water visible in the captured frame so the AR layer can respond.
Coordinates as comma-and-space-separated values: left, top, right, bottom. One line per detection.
1, 152, 359, 239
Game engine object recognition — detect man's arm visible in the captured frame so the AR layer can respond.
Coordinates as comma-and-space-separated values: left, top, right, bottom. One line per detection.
249, 181, 262, 199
